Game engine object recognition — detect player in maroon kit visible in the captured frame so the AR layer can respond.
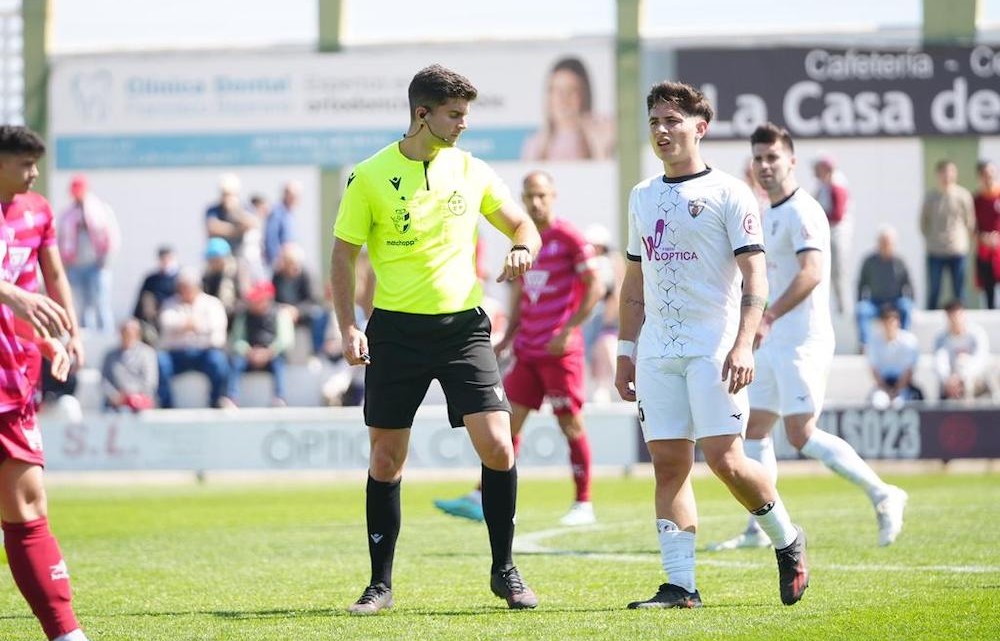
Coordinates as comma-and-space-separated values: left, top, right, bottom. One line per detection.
0, 126, 90, 641
435, 171, 604, 525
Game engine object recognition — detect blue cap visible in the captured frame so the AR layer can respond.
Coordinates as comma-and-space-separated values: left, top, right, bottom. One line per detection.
205, 237, 231, 259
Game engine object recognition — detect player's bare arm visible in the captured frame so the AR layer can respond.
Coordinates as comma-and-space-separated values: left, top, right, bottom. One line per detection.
547, 268, 603, 356
724, 250, 767, 394
38, 244, 85, 367
330, 237, 369, 366
615, 260, 644, 401
755, 249, 822, 348
0, 280, 71, 338
485, 200, 542, 282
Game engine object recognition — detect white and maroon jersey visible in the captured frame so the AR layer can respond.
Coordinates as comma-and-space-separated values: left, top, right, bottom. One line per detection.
0, 208, 40, 412
761, 188, 834, 347
514, 218, 596, 358
626, 168, 763, 360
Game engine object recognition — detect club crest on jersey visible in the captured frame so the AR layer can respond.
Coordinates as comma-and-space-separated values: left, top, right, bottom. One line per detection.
446, 191, 467, 216
522, 269, 549, 304
687, 198, 706, 218
742, 211, 760, 235
391, 208, 410, 234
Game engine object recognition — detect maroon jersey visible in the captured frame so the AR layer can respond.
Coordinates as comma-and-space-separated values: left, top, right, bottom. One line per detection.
514, 218, 595, 359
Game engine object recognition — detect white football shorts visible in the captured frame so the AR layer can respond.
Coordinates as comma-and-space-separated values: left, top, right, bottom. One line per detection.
635, 355, 748, 442
748, 340, 833, 417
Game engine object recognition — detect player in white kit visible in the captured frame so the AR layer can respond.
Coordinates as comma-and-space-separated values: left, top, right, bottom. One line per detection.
616, 83, 808, 609
708, 123, 907, 552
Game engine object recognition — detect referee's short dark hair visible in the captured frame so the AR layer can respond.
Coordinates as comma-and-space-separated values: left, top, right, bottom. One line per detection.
408, 64, 478, 119
646, 81, 713, 123
750, 122, 795, 153
0, 125, 46, 156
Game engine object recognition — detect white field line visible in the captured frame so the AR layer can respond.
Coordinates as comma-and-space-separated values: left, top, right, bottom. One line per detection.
514, 525, 1000, 575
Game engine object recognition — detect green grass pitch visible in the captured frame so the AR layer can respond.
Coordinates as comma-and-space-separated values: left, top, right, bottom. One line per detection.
1, 470, 997, 640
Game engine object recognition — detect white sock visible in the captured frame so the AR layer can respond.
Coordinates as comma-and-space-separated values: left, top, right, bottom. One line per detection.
54, 630, 89, 641
656, 519, 696, 592
742, 437, 777, 534
800, 429, 889, 503
751, 498, 798, 549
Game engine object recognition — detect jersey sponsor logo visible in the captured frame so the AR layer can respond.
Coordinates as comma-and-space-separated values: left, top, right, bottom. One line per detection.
389, 176, 402, 190
391, 208, 411, 234
522, 269, 549, 304
0, 241, 29, 282
688, 198, 706, 218
447, 191, 467, 216
742, 211, 760, 235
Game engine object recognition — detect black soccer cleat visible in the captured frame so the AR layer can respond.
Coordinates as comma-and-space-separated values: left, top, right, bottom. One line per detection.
490, 566, 538, 609
627, 583, 703, 609
348, 583, 393, 615
775, 525, 809, 605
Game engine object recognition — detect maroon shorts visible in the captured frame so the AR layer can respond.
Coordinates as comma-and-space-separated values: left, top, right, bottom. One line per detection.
503, 351, 585, 415
0, 403, 44, 466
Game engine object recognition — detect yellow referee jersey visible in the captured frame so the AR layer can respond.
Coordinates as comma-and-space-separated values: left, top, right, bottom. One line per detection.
335, 142, 510, 314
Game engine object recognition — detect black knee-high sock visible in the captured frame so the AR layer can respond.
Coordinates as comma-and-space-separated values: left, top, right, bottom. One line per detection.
481, 464, 517, 574
366, 475, 401, 588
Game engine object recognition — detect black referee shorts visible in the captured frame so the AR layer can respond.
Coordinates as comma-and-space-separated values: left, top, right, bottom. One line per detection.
363, 306, 511, 428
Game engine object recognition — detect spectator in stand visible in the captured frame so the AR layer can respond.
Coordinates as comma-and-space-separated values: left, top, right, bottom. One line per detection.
101, 318, 158, 412
205, 172, 256, 259
866, 305, 924, 410
973, 159, 1000, 309
228, 281, 294, 407
934, 300, 992, 401
855, 225, 915, 352
240, 193, 269, 285
156, 268, 232, 409
201, 237, 241, 323
272, 242, 329, 356
813, 156, 852, 314
920, 159, 976, 310
264, 180, 300, 269
133, 245, 179, 345
57, 174, 120, 333
581, 223, 624, 403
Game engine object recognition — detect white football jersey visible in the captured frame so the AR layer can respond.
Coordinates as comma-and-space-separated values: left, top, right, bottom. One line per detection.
762, 189, 835, 347
627, 168, 764, 360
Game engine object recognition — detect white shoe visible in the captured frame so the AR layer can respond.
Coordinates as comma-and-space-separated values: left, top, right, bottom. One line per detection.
706, 530, 772, 552
876, 486, 908, 546
559, 501, 596, 526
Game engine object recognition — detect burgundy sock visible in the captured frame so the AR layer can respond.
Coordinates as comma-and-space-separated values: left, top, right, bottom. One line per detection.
3, 517, 80, 640
567, 433, 593, 502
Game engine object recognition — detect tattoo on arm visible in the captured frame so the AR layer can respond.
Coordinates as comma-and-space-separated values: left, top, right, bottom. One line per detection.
624, 296, 644, 308
741, 294, 767, 310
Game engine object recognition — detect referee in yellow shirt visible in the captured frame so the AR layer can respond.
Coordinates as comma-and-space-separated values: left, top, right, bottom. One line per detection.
332, 64, 542, 614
